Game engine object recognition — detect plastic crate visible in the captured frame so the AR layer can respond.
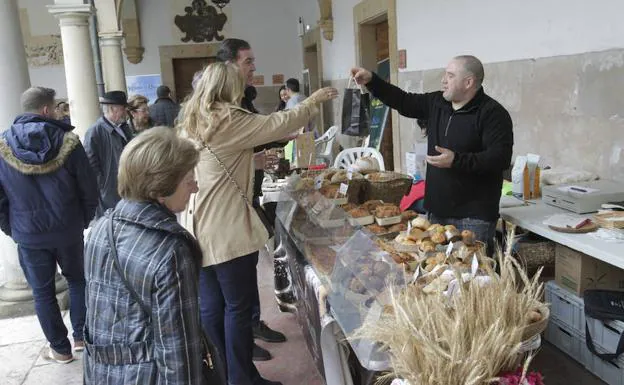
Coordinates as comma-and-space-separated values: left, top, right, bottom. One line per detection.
545, 315, 585, 364
586, 316, 624, 356
545, 280, 585, 336
582, 341, 624, 385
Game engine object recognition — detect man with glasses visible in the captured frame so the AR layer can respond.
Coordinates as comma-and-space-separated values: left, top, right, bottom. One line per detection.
351, 55, 514, 253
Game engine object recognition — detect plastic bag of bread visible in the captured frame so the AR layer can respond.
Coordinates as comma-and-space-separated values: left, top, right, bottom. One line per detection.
351, 156, 380, 174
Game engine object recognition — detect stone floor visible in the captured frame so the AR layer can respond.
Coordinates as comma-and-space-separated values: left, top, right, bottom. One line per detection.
0, 250, 610, 384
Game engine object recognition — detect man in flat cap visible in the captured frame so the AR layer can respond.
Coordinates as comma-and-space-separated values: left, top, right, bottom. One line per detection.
84, 91, 134, 219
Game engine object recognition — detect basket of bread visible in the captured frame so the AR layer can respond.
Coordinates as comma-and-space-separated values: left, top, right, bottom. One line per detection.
364, 171, 413, 204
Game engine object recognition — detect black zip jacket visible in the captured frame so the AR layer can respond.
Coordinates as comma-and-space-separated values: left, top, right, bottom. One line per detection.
367, 73, 513, 220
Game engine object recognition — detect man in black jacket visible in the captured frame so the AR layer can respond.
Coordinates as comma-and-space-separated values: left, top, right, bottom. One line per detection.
352, 55, 513, 250
149, 85, 180, 127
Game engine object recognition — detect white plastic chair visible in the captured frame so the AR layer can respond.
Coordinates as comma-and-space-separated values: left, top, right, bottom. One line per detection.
333, 147, 385, 171
315, 125, 338, 166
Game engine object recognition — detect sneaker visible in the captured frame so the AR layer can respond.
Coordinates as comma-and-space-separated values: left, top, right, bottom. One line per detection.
253, 320, 286, 343
252, 343, 272, 361
41, 346, 74, 364
74, 340, 85, 352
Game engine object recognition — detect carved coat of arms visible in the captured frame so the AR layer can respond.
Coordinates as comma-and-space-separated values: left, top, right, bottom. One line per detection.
174, 0, 229, 43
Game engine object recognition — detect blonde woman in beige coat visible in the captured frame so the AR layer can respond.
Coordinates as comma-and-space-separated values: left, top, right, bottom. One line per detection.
177, 62, 337, 385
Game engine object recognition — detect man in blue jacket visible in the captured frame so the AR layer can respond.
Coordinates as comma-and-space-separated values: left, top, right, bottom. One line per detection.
0, 87, 98, 364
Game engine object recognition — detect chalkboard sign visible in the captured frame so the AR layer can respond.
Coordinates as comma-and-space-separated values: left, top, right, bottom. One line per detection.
368, 99, 389, 150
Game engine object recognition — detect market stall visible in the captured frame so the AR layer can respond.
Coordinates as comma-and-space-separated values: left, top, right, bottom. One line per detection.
265, 167, 549, 385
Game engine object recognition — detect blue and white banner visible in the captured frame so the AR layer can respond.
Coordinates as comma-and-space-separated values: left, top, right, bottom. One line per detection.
126, 74, 162, 104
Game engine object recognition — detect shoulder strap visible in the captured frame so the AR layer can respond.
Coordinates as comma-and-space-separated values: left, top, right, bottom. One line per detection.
107, 217, 151, 317
203, 143, 252, 207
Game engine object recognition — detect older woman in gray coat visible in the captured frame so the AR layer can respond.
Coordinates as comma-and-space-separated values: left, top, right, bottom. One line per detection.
83, 127, 206, 384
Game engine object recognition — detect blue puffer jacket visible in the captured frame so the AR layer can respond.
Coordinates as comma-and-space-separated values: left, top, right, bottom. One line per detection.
0, 113, 98, 248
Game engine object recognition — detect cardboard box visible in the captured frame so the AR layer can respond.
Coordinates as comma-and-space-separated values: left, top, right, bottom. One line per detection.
555, 244, 624, 296
293, 132, 315, 168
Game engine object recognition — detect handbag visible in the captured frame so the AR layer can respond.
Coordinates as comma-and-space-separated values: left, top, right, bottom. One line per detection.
203, 144, 274, 239
106, 217, 226, 384
341, 77, 371, 137
583, 289, 624, 366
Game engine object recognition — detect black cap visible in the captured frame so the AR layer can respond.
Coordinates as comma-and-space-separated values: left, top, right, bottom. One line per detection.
157, 85, 171, 98
99, 90, 128, 106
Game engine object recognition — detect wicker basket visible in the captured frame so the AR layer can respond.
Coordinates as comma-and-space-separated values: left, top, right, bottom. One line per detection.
520, 302, 550, 341
365, 172, 413, 205
512, 235, 556, 269
594, 212, 624, 229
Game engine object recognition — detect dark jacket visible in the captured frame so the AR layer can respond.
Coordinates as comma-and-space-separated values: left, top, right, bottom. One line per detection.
0, 114, 98, 248
84, 200, 206, 385
367, 73, 514, 220
149, 98, 180, 127
84, 117, 134, 219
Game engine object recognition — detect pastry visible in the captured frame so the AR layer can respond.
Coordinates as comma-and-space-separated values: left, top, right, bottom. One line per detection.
366, 224, 387, 234
444, 224, 458, 231
373, 261, 391, 275
420, 242, 436, 253
367, 172, 397, 182
461, 230, 476, 245
411, 217, 431, 230
401, 210, 419, 221
407, 228, 425, 241
330, 170, 349, 184
295, 177, 315, 190
375, 205, 401, 218
431, 232, 447, 244
319, 184, 340, 198
362, 200, 385, 213
340, 203, 358, 212
349, 279, 366, 294
388, 223, 408, 233
348, 208, 372, 218
445, 229, 462, 242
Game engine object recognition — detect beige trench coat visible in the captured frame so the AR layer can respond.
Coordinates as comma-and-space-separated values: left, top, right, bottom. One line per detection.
182, 101, 319, 267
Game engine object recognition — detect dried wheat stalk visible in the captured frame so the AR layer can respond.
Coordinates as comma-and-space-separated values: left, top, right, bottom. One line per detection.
353, 228, 546, 385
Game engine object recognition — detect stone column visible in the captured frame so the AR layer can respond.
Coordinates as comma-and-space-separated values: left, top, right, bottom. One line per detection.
48, 3, 101, 138
0, 0, 67, 319
99, 31, 127, 93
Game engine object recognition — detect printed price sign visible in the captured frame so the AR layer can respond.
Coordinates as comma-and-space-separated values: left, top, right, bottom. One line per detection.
314, 175, 323, 190
471, 253, 479, 277
445, 241, 454, 257
339, 183, 349, 195
347, 166, 354, 181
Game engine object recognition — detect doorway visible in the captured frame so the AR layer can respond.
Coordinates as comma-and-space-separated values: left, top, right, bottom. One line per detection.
354, 0, 399, 170
172, 57, 215, 102
302, 27, 324, 135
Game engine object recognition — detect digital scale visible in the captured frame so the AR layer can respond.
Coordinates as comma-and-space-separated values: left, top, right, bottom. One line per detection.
542, 179, 624, 214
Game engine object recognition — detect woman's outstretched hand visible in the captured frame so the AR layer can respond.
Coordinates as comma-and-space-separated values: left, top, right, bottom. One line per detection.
309, 87, 339, 103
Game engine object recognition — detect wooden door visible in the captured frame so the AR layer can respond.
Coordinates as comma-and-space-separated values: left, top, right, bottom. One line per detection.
375, 20, 393, 170
172, 57, 215, 102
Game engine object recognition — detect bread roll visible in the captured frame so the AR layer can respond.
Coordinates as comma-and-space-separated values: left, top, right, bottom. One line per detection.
411, 217, 431, 230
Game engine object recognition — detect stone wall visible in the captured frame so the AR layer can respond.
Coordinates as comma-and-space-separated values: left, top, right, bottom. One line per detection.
324, 50, 624, 181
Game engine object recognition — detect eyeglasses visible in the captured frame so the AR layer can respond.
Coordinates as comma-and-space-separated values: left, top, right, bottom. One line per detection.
134, 108, 149, 113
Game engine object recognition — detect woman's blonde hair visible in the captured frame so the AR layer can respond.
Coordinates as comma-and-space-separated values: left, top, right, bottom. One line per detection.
118, 126, 199, 201
176, 62, 246, 143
